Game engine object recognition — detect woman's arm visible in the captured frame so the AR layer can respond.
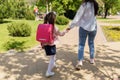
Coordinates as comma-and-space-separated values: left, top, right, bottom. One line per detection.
69, 3, 86, 29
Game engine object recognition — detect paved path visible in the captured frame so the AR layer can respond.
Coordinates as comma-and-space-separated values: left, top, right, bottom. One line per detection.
0, 16, 120, 80
59, 21, 107, 51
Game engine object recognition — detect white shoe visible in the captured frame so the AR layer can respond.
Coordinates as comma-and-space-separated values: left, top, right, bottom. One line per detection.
90, 59, 95, 64
45, 72, 55, 77
78, 60, 83, 66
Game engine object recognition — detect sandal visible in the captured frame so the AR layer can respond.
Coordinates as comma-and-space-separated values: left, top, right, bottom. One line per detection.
75, 64, 82, 70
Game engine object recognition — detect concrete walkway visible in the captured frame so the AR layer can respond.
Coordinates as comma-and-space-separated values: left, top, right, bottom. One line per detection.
0, 16, 120, 80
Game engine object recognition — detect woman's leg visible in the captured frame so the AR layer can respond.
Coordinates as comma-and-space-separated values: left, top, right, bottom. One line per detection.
88, 30, 97, 59
78, 27, 88, 61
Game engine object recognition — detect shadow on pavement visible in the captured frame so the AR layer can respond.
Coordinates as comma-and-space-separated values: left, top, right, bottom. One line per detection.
0, 44, 120, 80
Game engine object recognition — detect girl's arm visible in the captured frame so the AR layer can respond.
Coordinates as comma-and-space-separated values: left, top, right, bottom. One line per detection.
54, 27, 66, 36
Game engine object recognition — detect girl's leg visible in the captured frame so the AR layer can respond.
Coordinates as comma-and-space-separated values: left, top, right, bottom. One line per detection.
88, 30, 96, 60
47, 55, 56, 72
46, 55, 56, 77
78, 27, 87, 63
53, 55, 56, 66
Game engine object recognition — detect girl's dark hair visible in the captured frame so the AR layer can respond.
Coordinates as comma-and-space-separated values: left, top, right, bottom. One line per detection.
44, 12, 56, 26
43, 12, 56, 34
84, 0, 99, 15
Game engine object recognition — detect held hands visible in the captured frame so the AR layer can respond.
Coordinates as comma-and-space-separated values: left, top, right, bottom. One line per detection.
61, 27, 71, 36
64, 27, 71, 34
66, 27, 71, 32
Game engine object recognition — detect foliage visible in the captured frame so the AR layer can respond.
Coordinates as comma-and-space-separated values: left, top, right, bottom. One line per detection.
4, 39, 26, 51
0, 0, 29, 20
52, 1, 65, 15
56, 16, 69, 25
102, 26, 120, 41
0, 19, 67, 52
35, 0, 82, 17
111, 0, 120, 15
7, 22, 31, 37
64, 10, 76, 19
1, 0, 120, 20
36, 0, 46, 13
10, 0, 28, 19
0, 0, 9, 22
25, 9, 35, 20
28, 0, 120, 19
52, 0, 82, 16
99, 0, 120, 18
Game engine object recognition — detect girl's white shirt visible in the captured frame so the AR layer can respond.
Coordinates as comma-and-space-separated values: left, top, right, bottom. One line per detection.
69, 2, 97, 31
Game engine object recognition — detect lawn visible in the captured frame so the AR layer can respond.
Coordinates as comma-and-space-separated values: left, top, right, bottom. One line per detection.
97, 17, 120, 42
102, 26, 120, 42
97, 17, 120, 24
0, 19, 67, 52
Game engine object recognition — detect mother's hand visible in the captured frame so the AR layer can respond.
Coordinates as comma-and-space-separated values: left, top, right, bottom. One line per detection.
66, 27, 71, 32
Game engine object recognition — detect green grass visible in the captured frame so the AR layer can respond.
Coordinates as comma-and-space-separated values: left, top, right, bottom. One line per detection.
97, 17, 120, 42
102, 26, 120, 42
0, 19, 67, 52
97, 17, 120, 24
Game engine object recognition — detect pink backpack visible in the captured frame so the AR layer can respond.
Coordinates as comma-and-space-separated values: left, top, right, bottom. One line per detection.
36, 24, 54, 44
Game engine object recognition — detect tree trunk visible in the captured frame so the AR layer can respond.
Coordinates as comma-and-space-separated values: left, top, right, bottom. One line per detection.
46, 0, 48, 13
104, 8, 109, 18
49, 2, 52, 12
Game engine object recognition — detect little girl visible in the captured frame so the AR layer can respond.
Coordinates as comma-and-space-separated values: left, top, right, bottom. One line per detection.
41, 12, 66, 77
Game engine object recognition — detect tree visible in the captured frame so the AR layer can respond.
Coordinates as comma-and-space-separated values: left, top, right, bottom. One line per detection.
0, 0, 28, 21
36, 0, 82, 17
9, 0, 27, 19
0, 0, 9, 22
36, 0, 54, 13
111, 0, 120, 15
50, 0, 82, 18
101, 0, 119, 18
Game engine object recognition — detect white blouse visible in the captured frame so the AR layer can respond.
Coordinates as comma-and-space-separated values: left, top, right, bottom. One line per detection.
69, 2, 97, 31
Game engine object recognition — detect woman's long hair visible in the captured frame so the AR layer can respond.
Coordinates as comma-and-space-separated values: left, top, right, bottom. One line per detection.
84, 0, 99, 16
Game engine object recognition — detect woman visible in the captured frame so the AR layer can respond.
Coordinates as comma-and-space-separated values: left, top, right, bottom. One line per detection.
67, 0, 99, 70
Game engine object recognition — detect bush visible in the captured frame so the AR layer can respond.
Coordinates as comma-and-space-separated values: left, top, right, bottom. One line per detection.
25, 10, 35, 20
0, 19, 3, 23
7, 22, 31, 37
56, 16, 69, 25
4, 39, 26, 51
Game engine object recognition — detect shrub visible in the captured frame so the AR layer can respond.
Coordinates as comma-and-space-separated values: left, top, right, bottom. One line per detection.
56, 16, 69, 25
25, 10, 35, 20
7, 22, 31, 37
0, 19, 3, 23
4, 39, 26, 51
